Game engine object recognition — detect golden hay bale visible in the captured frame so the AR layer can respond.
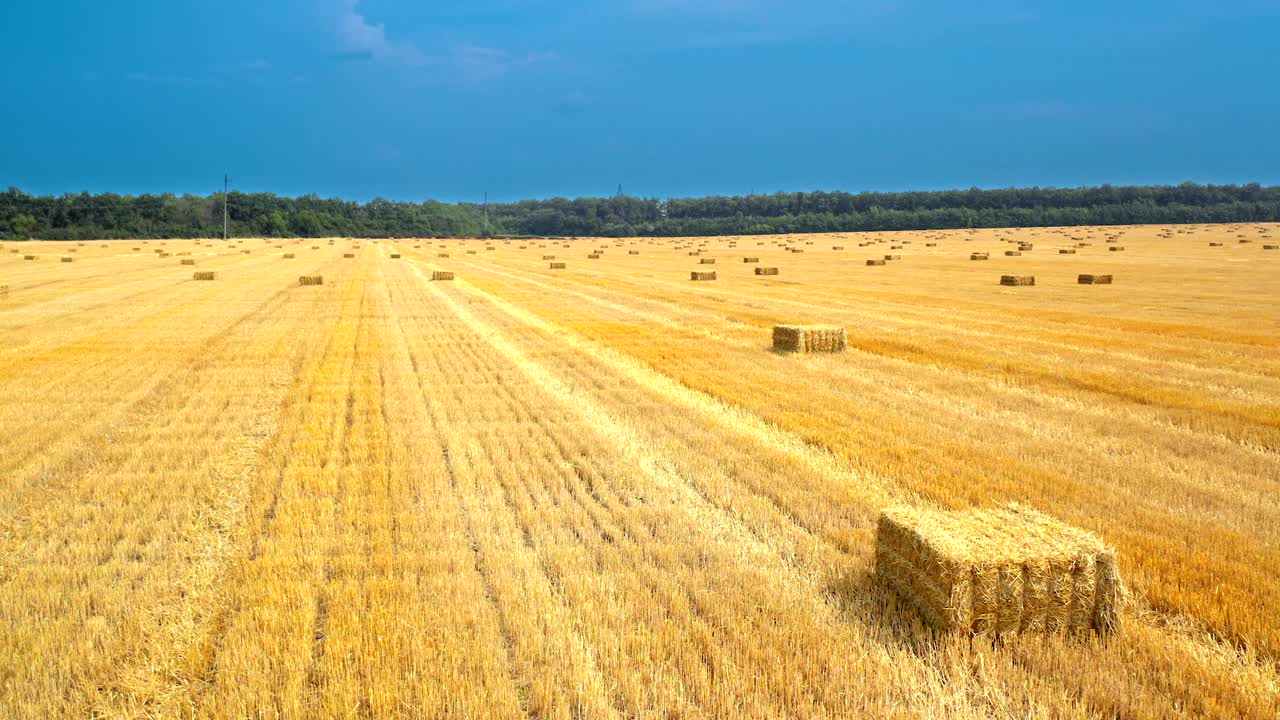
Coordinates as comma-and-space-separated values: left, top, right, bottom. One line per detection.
1005, 251, 1021, 256
629, 250, 640, 255
467, 250, 477, 255
1109, 247, 1125, 252
925, 242, 937, 247
438, 252, 450, 258
742, 257, 761, 264
890, 245, 903, 250
1264, 245, 1278, 250
832, 245, 845, 250
61, 256, 74, 263
690, 271, 717, 281
772, 324, 847, 353
754, 266, 779, 276
1000, 275, 1035, 286
970, 253, 989, 260
0, 285, 8, 297
1078, 274, 1113, 285
543, 255, 556, 260
283, 253, 295, 259
432, 270, 455, 281
299, 275, 324, 286
192, 271, 217, 281
1059, 249, 1077, 254
688, 251, 700, 256
23, 255, 36, 260
884, 254, 901, 260
343, 253, 355, 258
1208, 242, 1223, 247
876, 504, 1122, 635
241, 250, 251, 254
588, 253, 601, 259
181, 259, 196, 266
866, 259, 886, 266
699, 258, 716, 264
390, 253, 402, 259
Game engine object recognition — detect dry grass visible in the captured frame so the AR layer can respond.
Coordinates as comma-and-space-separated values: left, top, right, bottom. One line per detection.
0, 229, 1277, 719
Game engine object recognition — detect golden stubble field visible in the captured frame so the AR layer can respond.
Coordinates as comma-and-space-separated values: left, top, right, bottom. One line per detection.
0, 223, 1276, 719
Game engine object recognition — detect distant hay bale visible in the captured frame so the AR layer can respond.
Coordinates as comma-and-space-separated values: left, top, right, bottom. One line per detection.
970, 253, 989, 261
754, 266, 779, 275
467, 250, 477, 255
1109, 247, 1125, 252
1000, 275, 1035, 286
432, 270, 455, 281
549, 261, 567, 269
181, 259, 196, 265
1059, 249, 1077, 254
690, 271, 717, 281
832, 245, 844, 250
925, 242, 937, 247
1264, 245, 1278, 250
884, 254, 901, 260
241, 250, 251, 254
299, 275, 324, 286
283, 253, 295, 259
866, 258, 886, 266
588, 254, 601, 259
0, 285, 8, 297
1005, 251, 1021, 256
61, 256, 74, 263
193, 271, 217, 281
1209, 242, 1223, 247
438, 253, 450, 258
629, 250, 639, 254
390, 253, 402, 259
772, 324, 847, 353
875, 504, 1122, 635
24, 255, 36, 260
688, 251, 700, 256
543, 255, 555, 260
1078, 274, 1113, 284
890, 245, 903, 250
743, 257, 760, 263
699, 258, 716, 264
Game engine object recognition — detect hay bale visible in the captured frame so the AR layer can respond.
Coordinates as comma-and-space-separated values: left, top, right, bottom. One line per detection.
181, 259, 196, 266
438, 253, 450, 258
299, 275, 324, 286
24, 255, 36, 260
890, 245, 903, 250
754, 267, 779, 276
1004, 251, 1021, 256
543, 255, 556, 260
970, 253, 989, 261
193, 271, 217, 281
690, 271, 717, 281
699, 258, 716, 264
875, 504, 1122, 635
344, 253, 355, 258
549, 261, 567, 269
1264, 245, 1278, 250
743, 257, 760, 263
1209, 242, 1223, 247
432, 270, 455, 281
1078, 274, 1113, 284
390, 253, 402, 259
1108, 247, 1125, 252
1059, 249, 1077, 254
925, 243, 937, 247
1000, 275, 1035, 286
884, 254, 901, 260
588, 254, 601, 259
832, 246, 845, 250
772, 325, 847, 353
61, 256, 74, 263
866, 259, 886, 266
0, 285, 8, 297
283, 253, 295, 259
629, 250, 639, 255
1019, 244, 1034, 251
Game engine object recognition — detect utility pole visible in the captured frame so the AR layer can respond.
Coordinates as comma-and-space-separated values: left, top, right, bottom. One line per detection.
222, 174, 229, 241
483, 191, 489, 234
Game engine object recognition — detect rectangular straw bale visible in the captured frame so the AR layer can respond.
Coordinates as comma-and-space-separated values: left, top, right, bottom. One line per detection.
690, 271, 717, 281
283, 253, 295, 259
543, 255, 556, 260
743, 257, 760, 263
1077, 274, 1113, 285
299, 275, 324, 286
754, 266, 779, 276
629, 250, 639, 254
1000, 275, 1035, 286
970, 253, 988, 260
699, 258, 716, 264
344, 253, 355, 258
24, 255, 36, 260
1109, 247, 1125, 252
438, 253, 450, 258
192, 271, 217, 281
1005, 250, 1021, 256
180, 259, 196, 265
390, 253, 402, 258
588, 253, 601, 259
61, 257, 74, 262
432, 270, 455, 281
1059, 249, 1076, 254
884, 254, 901, 260
0, 285, 8, 297
1265, 245, 1278, 250
549, 262, 566, 269
866, 259, 886, 266
875, 504, 1122, 635
772, 324, 847, 353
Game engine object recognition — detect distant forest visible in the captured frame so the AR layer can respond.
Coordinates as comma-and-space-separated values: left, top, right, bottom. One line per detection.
2, 183, 1278, 240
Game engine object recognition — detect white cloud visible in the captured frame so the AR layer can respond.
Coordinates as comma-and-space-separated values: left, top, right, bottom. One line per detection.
334, 0, 425, 65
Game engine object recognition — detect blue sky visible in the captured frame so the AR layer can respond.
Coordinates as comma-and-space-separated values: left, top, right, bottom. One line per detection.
1, 1, 1277, 202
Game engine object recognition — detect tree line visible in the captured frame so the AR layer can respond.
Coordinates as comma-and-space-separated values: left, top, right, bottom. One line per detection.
3, 183, 1278, 240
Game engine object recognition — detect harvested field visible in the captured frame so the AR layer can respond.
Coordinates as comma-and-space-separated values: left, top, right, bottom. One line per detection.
0, 226, 1278, 719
